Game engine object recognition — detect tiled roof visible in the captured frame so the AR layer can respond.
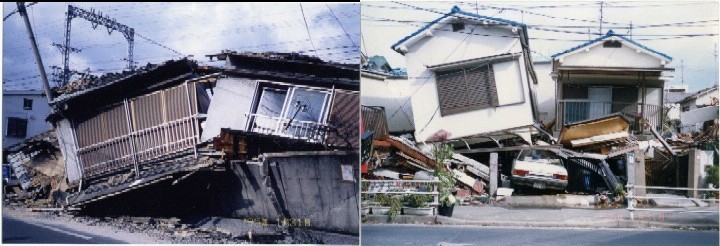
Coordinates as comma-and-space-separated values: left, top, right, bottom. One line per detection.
52, 59, 194, 102
678, 85, 719, 103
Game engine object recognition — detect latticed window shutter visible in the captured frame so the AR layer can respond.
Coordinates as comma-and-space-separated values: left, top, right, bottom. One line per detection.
436, 63, 498, 116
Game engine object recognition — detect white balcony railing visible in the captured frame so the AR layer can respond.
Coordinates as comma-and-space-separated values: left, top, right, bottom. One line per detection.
245, 113, 329, 143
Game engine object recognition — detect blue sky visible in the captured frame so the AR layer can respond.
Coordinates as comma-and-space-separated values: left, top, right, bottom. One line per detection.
2, 2, 360, 90
361, 1, 720, 93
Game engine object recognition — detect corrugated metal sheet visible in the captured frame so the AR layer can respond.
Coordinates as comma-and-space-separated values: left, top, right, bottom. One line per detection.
360, 106, 389, 140
327, 89, 359, 149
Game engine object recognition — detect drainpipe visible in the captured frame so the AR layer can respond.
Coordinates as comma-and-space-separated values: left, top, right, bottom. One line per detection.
17, 2, 53, 104
518, 27, 540, 123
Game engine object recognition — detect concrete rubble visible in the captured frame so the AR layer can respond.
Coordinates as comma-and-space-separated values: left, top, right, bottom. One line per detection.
4, 130, 69, 207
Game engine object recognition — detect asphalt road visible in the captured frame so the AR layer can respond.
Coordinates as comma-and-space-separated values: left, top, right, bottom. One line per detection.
2, 215, 126, 244
362, 225, 720, 246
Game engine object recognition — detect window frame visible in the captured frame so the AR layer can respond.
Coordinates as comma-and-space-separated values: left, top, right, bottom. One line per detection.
6, 117, 28, 138
23, 98, 33, 110
430, 53, 522, 116
434, 62, 499, 116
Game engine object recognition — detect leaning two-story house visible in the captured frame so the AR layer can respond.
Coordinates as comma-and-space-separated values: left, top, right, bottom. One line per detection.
392, 6, 542, 145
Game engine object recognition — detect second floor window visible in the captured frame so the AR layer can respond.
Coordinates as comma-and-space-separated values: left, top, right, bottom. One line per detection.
23, 98, 33, 110
435, 63, 499, 116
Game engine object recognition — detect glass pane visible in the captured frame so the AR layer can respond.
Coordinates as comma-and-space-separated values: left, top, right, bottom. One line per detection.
285, 88, 327, 122
257, 89, 287, 117
253, 88, 287, 133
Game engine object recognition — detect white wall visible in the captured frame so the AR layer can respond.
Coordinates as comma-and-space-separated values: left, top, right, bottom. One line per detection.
360, 73, 415, 133
404, 24, 523, 69
402, 22, 534, 141
558, 41, 665, 68
201, 78, 257, 141
681, 105, 719, 127
2, 92, 52, 148
533, 62, 556, 124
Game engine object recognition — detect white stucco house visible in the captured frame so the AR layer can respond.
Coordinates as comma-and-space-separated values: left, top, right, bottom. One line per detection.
2, 90, 52, 148
677, 85, 719, 133
551, 30, 675, 134
391, 6, 541, 143
678, 85, 718, 112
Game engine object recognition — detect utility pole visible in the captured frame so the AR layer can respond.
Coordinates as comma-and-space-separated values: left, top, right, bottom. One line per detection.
599, 1, 604, 35
715, 43, 718, 86
17, 2, 53, 103
681, 59, 684, 84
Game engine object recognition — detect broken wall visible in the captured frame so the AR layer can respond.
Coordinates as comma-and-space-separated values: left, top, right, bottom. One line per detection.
228, 151, 359, 234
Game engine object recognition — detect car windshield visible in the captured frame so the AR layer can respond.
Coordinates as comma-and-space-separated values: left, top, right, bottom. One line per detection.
517, 150, 562, 166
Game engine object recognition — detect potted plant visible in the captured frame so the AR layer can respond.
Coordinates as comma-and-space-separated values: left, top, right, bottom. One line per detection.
433, 143, 458, 217
402, 194, 433, 216
372, 194, 402, 220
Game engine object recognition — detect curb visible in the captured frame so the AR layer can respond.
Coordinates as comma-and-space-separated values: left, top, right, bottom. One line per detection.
362, 215, 719, 230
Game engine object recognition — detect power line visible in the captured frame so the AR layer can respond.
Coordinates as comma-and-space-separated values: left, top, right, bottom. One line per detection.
361, 14, 718, 42
3, 2, 37, 21
135, 33, 184, 56
299, 3, 320, 58
326, 3, 358, 49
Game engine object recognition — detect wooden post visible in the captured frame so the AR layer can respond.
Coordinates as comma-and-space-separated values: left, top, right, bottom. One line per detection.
490, 153, 498, 197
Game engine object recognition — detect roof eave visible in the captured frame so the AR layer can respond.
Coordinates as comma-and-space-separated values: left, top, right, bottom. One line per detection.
552, 32, 673, 62
391, 6, 526, 55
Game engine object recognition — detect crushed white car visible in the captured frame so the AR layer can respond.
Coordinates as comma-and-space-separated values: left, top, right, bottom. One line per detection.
510, 150, 568, 191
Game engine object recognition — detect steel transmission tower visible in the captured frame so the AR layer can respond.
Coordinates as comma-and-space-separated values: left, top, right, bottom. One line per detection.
59, 5, 135, 86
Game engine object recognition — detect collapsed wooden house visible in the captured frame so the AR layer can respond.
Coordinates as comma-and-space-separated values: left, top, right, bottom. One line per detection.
47, 59, 219, 205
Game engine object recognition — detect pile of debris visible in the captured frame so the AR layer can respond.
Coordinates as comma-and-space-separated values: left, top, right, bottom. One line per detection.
361, 106, 489, 204
4, 130, 69, 207
52, 60, 180, 96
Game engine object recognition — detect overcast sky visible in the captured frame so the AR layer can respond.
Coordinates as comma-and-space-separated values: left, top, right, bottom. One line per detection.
2, 2, 360, 90
361, 1, 719, 93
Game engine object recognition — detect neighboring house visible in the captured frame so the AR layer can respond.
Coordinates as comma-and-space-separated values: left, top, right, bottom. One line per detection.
677, 85, 719, 133
551, 30, 675, 133
361, 56, 414, 134
678, 85, 718, 112
392, 6, 541, 142
663, 85, 691, 121
533, 59, 556, 125
2, 90, 52, 148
